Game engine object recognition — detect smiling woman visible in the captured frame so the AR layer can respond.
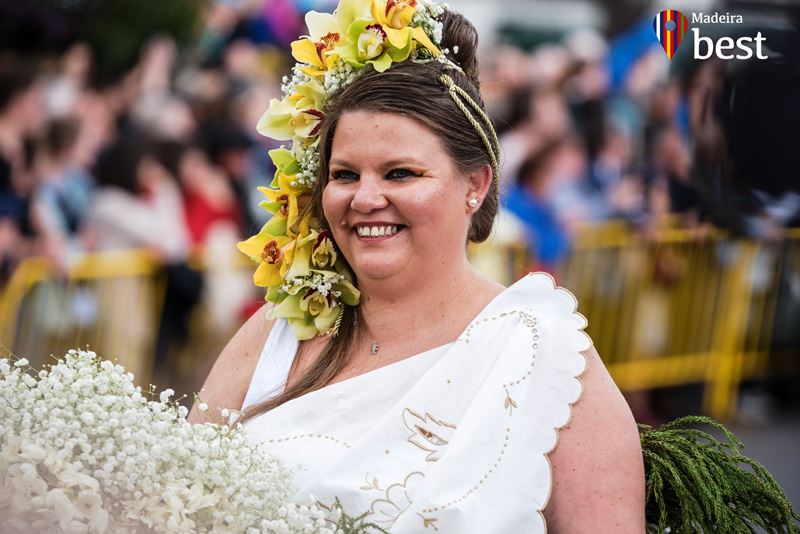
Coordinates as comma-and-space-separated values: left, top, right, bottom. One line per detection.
323, 110, 483, 282
190, 1, 645, 532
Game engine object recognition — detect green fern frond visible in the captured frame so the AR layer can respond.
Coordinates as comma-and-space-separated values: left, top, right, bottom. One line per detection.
640, 415, 800, 533
332, 498, 390, 534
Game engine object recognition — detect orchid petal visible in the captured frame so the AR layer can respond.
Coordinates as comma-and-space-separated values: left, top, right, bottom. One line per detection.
371, 52, 393, 72
253, 261, 283, 287
256, 99, 295, 140
269, 148, 295, 169
336, 0, 373, 36
384, 25, 410, 49
412, 26, 439, 54
305, 11, 340, 40
336, 279, 361, 306
271, 294, 307, 320
291, 38, 324, 68
287, 316, 320, 340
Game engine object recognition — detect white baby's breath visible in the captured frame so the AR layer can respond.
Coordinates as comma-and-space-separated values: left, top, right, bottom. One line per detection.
0, 350, 336, 533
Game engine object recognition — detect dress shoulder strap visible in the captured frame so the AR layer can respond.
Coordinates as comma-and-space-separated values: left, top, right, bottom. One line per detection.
241, 318, 299, 410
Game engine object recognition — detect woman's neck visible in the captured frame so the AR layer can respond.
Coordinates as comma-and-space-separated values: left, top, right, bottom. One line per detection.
356, 260, 502, 350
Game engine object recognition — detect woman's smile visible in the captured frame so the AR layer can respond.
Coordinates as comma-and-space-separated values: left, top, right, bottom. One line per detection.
353, 223, 405, 239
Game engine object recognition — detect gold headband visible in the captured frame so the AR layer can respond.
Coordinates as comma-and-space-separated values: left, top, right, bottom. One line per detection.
438, 73, 501, 200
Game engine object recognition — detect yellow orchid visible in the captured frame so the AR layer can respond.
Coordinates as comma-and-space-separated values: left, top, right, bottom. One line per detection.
337, 18, 412, 72
256, 79, 326, 141
335, 0, 373, 35
283, 231, 317, 280
292, 36, 339, 77
237, 229, 293, 287
311, 231, 338, 268
257, 185, 299, 228
271, 291, 339, 340
266, 147, 317, 197
371, 0, 440, 54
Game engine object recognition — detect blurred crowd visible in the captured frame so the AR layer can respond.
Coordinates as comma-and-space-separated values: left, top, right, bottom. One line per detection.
1, 1, 798, 370
485, 18, 799, 272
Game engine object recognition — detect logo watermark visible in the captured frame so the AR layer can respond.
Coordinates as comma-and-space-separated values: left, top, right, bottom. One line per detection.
652, 9, 769, 60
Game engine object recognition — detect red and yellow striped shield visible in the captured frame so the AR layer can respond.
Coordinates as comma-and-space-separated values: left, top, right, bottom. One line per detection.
653, 9, 689, 60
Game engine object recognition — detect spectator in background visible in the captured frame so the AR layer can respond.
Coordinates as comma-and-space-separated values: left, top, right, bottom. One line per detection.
154, 140, 242, 246
503, 141, 571, 273
90, 139, 199, 383
154, 139, 252, 335
198, 120, 259, 234
0, 59, 44, 276
31, 118, 95, 268
0, 138, 37, 279
90, 140, 187, 259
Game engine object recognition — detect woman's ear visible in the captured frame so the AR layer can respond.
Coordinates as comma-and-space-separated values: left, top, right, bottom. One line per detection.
466, 163, 493, 208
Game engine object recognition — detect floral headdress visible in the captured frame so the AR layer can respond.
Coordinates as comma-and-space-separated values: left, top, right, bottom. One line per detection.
239, 0, 498, 341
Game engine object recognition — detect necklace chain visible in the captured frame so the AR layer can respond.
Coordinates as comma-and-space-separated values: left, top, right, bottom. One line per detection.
365, 281, 472, 357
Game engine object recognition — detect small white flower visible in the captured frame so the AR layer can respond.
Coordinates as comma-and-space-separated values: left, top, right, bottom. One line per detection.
198, 403, 209, 412
159, 388, 175, 403
13, 358, 29, 367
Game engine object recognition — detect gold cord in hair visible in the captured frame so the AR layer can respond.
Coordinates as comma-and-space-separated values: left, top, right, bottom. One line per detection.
438, 73, 501, 198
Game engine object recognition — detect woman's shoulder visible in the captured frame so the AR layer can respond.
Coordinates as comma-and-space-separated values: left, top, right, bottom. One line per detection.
499, 273, 645, 529
188, 303, 276, 424
544, 344, 645, 531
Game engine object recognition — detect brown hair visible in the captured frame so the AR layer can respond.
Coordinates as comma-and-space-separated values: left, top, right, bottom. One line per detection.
241, 10, 498, 421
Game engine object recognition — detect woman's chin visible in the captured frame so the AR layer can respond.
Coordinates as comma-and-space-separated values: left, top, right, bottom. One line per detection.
350, 254, 415, 283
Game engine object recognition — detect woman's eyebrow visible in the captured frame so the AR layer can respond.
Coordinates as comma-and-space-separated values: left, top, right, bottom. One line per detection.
329, 158, 352, 167
329, 158, 426, 168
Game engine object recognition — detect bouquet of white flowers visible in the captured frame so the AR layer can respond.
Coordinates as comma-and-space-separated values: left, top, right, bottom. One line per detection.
0, 349, 337, 533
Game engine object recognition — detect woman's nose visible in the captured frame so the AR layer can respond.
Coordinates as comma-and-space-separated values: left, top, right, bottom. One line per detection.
350, 175, 389, 213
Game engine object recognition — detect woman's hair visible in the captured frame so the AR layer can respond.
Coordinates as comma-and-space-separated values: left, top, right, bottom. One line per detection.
242, 11, 496, 421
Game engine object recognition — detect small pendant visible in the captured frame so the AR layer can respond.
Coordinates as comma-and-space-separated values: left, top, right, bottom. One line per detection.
370, 342, 380, 355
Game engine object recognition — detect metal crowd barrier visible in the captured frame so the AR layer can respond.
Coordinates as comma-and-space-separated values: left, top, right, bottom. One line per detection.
559, 223, 797, 419
2, 227, 797, 419
0, 249, 165, 384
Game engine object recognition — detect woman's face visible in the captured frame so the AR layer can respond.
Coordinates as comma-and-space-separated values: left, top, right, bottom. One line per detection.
322, 110, 475, 283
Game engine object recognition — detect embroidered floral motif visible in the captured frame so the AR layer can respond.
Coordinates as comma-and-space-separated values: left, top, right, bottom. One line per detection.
360, 473, 384, 491
402, 408, 456, 462
421, 307, 540, 515
417, 512, 440, 531
503, 386, 518, 415
367, 471, 425, 527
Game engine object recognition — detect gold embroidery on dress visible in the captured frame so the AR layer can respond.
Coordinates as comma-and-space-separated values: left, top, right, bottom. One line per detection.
402, 408, 457, 462
365, 471, 426, 528
503, 386, 518, 415
421, 308, 539, 515
264, 433, 351, 448
352, 307, 541, 527
417, 512, 440, 531
500, 311, 538, 414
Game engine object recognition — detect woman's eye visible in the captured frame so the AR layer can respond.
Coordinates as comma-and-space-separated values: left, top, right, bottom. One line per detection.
332, 170, 358, 181
386, 168, 418, 180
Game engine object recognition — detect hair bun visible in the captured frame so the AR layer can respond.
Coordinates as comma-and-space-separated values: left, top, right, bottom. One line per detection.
440, 10, 480, 89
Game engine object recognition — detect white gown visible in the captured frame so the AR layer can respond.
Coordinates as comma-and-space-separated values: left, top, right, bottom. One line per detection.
242, 273, 591, 533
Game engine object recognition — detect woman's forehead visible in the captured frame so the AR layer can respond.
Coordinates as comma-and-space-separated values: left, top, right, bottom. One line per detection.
331, 110, 447, 164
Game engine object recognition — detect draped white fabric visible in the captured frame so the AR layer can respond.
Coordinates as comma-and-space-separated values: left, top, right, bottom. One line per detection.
243, 273, 591, 532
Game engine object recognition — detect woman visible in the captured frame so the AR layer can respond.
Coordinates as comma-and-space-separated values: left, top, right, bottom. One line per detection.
191, 6, 644, 532
89, 139, 190, 382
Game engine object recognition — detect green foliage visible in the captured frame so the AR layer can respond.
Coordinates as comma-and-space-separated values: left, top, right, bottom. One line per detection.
81, 0, 204, 80
333, 498, 390, 534
640, 416, 800, 533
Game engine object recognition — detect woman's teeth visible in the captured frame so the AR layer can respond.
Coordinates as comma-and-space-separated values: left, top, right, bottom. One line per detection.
356, 225, 399, 237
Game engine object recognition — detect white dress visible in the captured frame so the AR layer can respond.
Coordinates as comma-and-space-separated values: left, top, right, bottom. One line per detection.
242, 273, 591, 533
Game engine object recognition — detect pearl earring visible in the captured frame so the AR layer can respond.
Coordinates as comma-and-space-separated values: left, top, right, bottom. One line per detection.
468, 197, 480, 208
